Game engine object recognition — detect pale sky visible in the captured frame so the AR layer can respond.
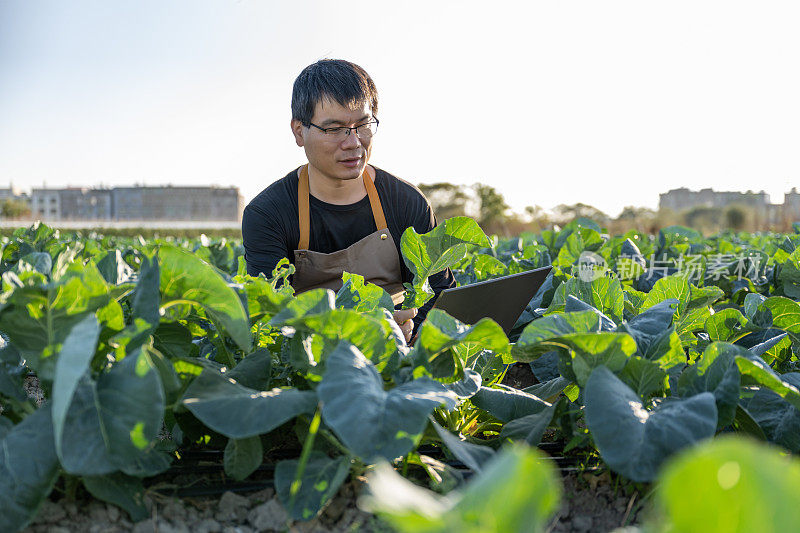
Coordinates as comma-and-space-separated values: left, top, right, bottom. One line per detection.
1, 0, 799, 218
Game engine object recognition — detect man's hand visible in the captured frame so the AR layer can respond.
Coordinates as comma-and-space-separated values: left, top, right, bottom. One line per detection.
392, 308, 418, 344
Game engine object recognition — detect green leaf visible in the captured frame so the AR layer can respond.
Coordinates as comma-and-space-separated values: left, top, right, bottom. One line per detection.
658, 225, 703, 248
642, 274, 690, 317
152, 321, 195, 359
82, 472, 149, 522
746, 373, 800, 452
655, 437, 800, 533
271, 289, 398, 371
467, 348, 505, 384
523, 376, 571, 403
687, 284, 724, 311
317, 342, 457, 462
401, 217, 491, 308
743, 293, 766, 320
511, 310, 600, 362
14, 252, 52, 276
159, 245, 251, 352
623, 288, 648, 317
677, 342, 741, 428
271, 288, 335, 323
470, 385, 551, 423
469, 253, 507, 281
760, 296, 800, 345
498, 402, 558, 446
362, 445, 561, 533
58, 348, 167, 476
181, 370, 318, 439
0, 418, 12, 441
617, 299, 678, 358
0, 405, 60, 533
555, 332, 637, 386
432, 422, 495, 472
563, 295, 616, 331
777, 248, 800, 298
553, 227, 604, 269
335, 271, 395, 313
676, 306, 713, 347
706, 308, 748, 342
96, 250, 134, 285
224, 436, 264, 481
618, 356, 668, 399
131, 252, 160, 325
584, 366, 717, 482
0, 344, 27, 402
226, 348, 272, 391
443, 369, 482, 399
732, 404, 767, 440
0, 262, 110, 381
548, 276, 624, 323
275, 453, 351, 521
239, 271, 294, 323
411, 309, 509, 379
733, 346, 800, 410
52, 314, 101, 454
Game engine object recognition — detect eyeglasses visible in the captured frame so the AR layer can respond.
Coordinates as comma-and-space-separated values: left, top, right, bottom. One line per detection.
304, 118, 379, 141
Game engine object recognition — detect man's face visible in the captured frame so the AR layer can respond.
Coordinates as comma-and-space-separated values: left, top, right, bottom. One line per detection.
291, 96, 374, 183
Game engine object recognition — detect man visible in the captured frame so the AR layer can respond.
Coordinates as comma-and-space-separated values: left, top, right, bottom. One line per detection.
242, 59, 455, 343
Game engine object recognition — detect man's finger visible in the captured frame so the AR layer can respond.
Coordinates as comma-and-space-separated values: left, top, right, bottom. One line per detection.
393, 308, 418, 323
400, 320, 413, 342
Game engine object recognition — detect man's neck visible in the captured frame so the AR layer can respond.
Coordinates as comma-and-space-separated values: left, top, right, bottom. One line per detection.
306, 165, 368, 205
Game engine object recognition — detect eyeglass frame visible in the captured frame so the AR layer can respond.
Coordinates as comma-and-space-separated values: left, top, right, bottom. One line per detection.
303, 117, 380, 140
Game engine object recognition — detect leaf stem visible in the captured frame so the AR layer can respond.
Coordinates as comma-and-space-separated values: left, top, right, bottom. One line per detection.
289, 403, 322, 511
159, 299, 198, 312
318, 428, 350, 455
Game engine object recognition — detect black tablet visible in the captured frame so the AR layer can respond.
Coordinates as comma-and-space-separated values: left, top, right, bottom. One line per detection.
430, 265, 552, 334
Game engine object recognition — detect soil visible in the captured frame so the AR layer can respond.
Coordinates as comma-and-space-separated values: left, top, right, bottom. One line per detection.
501, 362, 539, 389
18, 367, 646, 532
21, 468, 645, 533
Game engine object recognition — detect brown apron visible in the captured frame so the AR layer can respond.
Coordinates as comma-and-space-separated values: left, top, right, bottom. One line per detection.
292, 164, 406, 306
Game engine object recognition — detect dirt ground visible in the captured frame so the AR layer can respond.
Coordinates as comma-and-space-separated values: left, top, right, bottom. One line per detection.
21, 468, 645, 533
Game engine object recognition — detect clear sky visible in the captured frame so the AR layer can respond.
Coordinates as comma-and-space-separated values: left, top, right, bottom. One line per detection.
1, 0, 799, 217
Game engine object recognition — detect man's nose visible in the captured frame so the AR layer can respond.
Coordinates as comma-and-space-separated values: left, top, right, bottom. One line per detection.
341, 129, 363, 148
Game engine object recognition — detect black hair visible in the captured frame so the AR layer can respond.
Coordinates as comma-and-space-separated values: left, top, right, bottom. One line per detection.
291, 59, 378, 125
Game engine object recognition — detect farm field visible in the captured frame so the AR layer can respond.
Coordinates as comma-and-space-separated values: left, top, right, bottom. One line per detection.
2, 218, 800, 532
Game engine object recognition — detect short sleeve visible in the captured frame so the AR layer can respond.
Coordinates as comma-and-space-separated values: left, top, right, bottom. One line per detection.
242, 203, 291, 278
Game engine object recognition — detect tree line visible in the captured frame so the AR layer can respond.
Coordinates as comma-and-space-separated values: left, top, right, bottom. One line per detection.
417, 182, 793, 236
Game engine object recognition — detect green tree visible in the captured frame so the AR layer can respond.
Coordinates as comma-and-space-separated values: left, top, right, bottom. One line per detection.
1, 198, 30, 219
417, 182, 472, 220
474, 184, 509, 230
724, 205, 747, 230
552, 203, 608, 225
616, 206, 656, 220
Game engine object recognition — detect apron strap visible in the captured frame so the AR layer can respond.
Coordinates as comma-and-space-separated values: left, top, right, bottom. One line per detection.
298, 165, 312, 250
297, 164, 388, 250
363, 166, 389, 232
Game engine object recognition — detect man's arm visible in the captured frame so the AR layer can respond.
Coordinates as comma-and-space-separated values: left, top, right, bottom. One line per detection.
242, 204, 292, 279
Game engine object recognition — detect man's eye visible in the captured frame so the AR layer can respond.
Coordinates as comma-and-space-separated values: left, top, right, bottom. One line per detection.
325, 127, 346, 134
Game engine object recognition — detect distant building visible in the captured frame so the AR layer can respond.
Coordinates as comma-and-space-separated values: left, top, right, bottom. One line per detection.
19, 184, 242, 222
0, 185, 24, 202
659, 188, 769, 212
659, 187, 800, 225
112, 186, 242, 221
31, 189, 61, 219
58, 188, 113, 220
785, 187, 800, 215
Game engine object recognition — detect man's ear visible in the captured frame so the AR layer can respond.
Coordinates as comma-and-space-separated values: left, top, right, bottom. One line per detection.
290, 119, 305, 147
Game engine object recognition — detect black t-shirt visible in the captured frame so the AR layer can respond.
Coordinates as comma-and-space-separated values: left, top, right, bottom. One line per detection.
242, 165, 456, 329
